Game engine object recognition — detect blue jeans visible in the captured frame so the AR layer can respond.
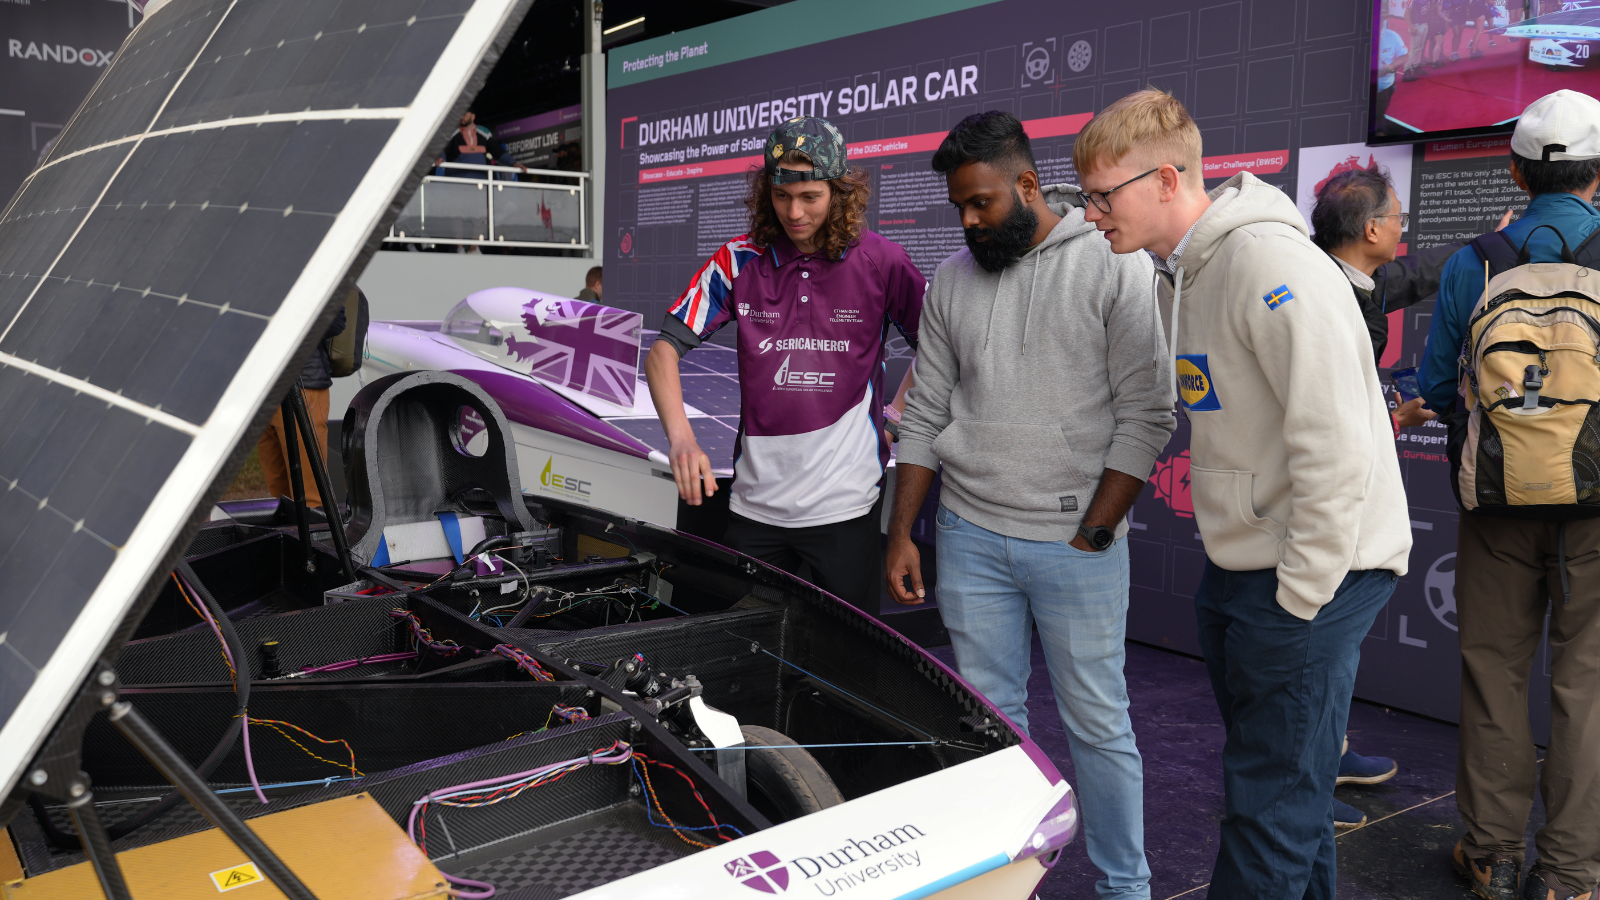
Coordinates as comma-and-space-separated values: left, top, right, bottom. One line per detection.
934, 505, 1150, 900
1194, 562, 1397, 900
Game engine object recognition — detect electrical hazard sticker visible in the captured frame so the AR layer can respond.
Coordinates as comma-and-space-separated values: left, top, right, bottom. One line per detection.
209, 862, 262, 892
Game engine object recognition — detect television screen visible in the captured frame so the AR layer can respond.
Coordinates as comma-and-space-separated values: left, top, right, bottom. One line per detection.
1371, 0, 1600, 144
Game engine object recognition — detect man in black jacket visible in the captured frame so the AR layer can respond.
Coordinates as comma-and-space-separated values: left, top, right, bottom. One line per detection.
1311, 166, 1511, 427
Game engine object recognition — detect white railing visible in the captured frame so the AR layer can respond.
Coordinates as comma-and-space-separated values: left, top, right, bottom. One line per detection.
384, 162, 589, 250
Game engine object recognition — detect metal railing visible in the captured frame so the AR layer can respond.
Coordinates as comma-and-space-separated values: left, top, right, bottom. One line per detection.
384, 162, 589, 250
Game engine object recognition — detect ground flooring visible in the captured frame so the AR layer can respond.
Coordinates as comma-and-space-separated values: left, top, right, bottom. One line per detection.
924, 638, 1549, 900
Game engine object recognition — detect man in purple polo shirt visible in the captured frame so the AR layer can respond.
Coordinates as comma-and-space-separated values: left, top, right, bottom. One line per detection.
644, 117, 925, 614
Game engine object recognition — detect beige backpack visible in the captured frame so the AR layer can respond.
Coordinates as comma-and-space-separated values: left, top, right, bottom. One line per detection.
1453, 224, 1600, 519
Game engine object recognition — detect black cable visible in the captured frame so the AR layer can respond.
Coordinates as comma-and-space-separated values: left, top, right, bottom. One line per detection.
33, 562, 253, 850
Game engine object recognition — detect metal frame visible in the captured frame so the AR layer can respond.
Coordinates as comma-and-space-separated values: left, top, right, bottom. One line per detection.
384, 162, 590, 250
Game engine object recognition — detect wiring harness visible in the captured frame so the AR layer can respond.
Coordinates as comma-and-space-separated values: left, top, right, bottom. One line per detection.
408, 740, 635, 898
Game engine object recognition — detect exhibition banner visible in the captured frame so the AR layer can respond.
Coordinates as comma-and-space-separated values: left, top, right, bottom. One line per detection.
0, 0, 136, 205
494, 103, 583, 171
604, 0, 1542, 732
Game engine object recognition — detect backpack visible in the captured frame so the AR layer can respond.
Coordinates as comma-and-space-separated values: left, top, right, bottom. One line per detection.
327, 286, 370, 378
1449, 224, 1600, 519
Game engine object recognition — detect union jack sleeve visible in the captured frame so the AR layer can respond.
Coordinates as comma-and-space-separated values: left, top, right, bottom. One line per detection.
668, 235, 761, 338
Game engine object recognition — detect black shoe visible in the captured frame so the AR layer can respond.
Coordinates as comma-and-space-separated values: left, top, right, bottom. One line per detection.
1454, 841, 1520, 900
1523, 866, 1595, 900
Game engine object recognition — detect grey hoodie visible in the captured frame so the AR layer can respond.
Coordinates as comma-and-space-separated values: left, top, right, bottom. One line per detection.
897, 186, 1175, 542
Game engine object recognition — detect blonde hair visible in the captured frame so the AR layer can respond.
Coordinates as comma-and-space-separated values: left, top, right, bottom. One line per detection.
1074, 89, 1203, 187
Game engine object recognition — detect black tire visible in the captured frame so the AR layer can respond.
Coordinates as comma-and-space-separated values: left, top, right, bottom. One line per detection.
740, 725, 845, 823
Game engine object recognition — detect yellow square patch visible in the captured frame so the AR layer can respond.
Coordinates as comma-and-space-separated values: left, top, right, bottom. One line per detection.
209, 862, 262, 892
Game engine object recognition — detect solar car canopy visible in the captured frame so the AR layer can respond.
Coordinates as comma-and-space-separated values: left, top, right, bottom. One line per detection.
0, 0, 526, 804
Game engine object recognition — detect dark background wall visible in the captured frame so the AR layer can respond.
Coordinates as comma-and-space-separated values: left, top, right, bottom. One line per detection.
0, 0, 136, 207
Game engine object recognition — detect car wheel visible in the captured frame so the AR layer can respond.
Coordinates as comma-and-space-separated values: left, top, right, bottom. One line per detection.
740, 725, 845, 822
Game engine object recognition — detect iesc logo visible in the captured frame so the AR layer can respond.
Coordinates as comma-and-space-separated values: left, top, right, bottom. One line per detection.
773, 355, 834, 389
726, 851, 789, 893
539, 457, 592, 497
8, 40, 115, 67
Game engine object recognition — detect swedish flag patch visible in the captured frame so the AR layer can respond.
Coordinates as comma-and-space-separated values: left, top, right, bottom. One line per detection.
1263, 285, 1294, 311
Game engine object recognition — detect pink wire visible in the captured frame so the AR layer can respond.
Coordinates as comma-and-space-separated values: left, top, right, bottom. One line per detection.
442, 873, 495, 898
300, 651, 417, 674
179, 574, 269, 805
239, 715, 268, 805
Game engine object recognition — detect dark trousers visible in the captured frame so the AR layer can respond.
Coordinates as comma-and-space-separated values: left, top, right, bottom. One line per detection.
1457, 513, 1600, 891
1374, 85, 1396, 135
723, 493, 884, 616
1195, 562, 1397, 900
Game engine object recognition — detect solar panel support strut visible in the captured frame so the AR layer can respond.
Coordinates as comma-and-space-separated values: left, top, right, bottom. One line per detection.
107, 700, 320, 900
288, 383, 357, 584
279, 394, 317, 576
66, 788, 132, 900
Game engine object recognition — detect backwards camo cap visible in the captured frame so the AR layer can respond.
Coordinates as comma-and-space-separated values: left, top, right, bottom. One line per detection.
765, 117, 848, 183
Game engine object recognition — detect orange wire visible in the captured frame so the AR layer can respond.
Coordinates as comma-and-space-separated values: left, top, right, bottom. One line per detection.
172, 573, 235, 683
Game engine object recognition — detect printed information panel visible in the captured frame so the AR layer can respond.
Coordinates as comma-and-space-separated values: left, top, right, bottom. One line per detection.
606, 0, 1554, 732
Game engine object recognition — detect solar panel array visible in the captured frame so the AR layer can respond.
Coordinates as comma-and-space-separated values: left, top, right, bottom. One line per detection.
0, 0, 526, 801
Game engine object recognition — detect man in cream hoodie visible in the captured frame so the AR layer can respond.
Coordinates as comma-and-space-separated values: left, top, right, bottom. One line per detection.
1074, 89, 1412, 899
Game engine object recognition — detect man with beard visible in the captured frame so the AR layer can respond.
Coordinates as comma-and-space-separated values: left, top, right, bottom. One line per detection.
885, 110, 1173, 900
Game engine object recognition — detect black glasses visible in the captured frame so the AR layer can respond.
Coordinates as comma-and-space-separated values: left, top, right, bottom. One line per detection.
1372, 212, 1410, 228
1077, 166, 1185, 213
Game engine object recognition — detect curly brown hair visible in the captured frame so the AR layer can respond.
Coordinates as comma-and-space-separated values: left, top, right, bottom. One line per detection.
744, 149, 871, 259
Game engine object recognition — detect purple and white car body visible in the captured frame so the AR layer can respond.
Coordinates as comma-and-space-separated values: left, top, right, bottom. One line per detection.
360, 286, 685, 528
355, 289, 1080, 899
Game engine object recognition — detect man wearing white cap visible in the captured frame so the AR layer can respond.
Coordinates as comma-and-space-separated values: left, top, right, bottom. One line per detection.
1418, 89, 1600, 900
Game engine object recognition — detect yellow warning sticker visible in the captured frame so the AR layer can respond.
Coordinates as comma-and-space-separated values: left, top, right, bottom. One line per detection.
209, 862, 262, 892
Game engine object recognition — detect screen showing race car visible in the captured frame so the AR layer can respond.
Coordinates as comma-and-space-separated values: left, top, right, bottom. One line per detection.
1372, 1, 1600, 143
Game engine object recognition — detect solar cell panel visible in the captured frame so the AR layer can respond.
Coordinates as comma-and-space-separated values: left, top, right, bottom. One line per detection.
0, 0, 529, 806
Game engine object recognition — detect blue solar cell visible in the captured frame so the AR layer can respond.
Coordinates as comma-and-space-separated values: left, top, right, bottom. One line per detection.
678, 374, 741, 417
0, 0, 528, 796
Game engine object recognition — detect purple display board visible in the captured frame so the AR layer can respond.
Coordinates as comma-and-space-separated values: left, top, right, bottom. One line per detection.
605, 0, 1550, 734
0, 1, 136, 205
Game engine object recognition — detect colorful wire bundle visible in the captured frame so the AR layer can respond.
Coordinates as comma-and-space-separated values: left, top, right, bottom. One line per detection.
632, 753, 745, 849
491, 644, 555, 681
407, 739, 635, 897
550, 704, 590, 725
388, 609, 464, 656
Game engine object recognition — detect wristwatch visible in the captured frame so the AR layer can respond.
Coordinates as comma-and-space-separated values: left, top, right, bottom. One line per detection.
1077, 523, 1114, 551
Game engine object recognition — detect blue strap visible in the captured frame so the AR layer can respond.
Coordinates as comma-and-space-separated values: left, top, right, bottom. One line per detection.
436, 513, 466, 564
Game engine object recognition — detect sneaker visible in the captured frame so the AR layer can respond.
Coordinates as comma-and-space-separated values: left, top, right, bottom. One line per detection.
1472, 48, 1484, 58
1337, 748, 1398, 785
1333, 797, 1366, 830
1452, 52, 1461, 61
1523, 867, 1595, 900
1404, 68, 1420, 81
1454, 841, 1521, 900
